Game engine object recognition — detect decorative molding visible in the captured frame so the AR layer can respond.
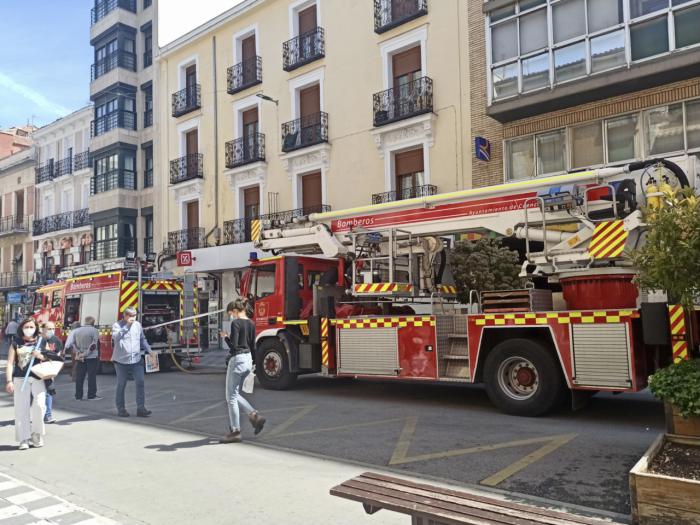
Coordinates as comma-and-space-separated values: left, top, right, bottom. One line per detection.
170, 178, 204, 201
372, 113, 435, 158
280, 143, 331, 179
225, 162, 267, 192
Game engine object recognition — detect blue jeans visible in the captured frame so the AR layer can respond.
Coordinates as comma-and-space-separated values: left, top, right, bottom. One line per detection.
226, 353, 255, 432
115, 359, 146, 411
44, 393, 53, 421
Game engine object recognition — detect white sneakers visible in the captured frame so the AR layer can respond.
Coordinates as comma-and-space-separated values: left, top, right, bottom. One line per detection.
30, 433, 44, 448
18, 441, 30, 450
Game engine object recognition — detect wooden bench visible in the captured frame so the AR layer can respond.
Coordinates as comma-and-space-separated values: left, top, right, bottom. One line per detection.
331, 472, 624, 525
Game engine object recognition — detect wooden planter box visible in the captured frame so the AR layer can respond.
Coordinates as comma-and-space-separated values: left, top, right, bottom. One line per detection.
630, 433, 700, 525
665, 403, 700, 438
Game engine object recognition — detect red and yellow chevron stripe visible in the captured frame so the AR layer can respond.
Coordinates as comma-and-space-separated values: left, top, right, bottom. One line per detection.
439, 284, 457, 295
119, 280, 139, 313
472, 310, 639, 326
588, 220, 628, 259
333, 316, 434, 329
354, 283, 413, 294
668, 305, 689, 363
321, 317, 329, 368
251, 219, 262, 242
142, 281, 182, 291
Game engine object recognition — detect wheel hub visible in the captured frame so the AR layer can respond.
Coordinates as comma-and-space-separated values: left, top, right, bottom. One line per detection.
263, 352, 282, 378
497, 356, 540, 401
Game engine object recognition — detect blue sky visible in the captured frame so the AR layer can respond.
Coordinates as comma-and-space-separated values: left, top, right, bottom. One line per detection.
0, 1, 93, 128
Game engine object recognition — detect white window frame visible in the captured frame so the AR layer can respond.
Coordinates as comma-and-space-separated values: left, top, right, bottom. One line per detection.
289, 67, 325, 120
233, 94, 262, 140
177, 116, 201, 156
289, 0, 321, 38
232, 24, 259, 64
385, 142, 431, 192
293, 166, 327, 211
178, 55, 199, 90
179, 199, 201, 231
379, 25, 428, 90
236, 182, 265, 221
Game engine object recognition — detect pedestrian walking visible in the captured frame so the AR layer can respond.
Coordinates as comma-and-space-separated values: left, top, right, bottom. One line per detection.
3, 318, 18, 357
5, 318, 63, 450
111, 307, 152, 417
65, 316, 101, 402
219, 299, 265, 443
39, 322, 64, 423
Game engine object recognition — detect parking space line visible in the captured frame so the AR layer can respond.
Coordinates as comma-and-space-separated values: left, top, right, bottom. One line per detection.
480, 433, 577, 487
268, 417, 406, 440
169, 401, 226, 425
262, 405, 317, 439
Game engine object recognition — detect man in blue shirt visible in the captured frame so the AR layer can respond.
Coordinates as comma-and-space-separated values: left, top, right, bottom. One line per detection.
112, 307, 152, 417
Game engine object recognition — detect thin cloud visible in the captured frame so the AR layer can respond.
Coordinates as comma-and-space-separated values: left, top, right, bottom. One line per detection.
0, 71, 71, 118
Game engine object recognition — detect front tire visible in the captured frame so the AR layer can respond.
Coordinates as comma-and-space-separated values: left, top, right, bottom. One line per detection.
483, 338, 564, 417
256, 338, 296, 390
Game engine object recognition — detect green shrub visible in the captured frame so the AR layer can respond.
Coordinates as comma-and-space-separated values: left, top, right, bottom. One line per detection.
649, 359, 700, 419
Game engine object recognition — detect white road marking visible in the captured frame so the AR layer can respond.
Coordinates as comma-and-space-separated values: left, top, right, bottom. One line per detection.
6, 490, 48, 505
30, 503, 75, 519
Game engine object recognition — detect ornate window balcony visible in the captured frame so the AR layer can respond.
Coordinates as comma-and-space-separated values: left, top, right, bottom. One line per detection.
373, 76, 433, 127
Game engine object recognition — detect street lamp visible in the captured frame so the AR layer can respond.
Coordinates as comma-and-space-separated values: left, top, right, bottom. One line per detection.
256, 93, 279, 106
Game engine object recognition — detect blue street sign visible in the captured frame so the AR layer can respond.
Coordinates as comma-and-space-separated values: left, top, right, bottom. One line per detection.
475, 137, 491, 161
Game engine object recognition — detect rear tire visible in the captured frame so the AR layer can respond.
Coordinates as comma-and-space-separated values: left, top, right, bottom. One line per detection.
256, 338, 296, 390
483, 338, 564, 417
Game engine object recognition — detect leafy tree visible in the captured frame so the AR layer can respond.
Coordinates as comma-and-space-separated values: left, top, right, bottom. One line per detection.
631, 188, 700, 311
450, 238, 523, 303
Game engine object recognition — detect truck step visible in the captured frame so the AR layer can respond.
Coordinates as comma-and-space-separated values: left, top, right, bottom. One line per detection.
448, 333, 469, 339
442, 354, 469, 360
439, 376, 471, 383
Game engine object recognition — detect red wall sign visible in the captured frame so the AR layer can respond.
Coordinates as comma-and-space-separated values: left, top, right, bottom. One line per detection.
177, 251, 193, 267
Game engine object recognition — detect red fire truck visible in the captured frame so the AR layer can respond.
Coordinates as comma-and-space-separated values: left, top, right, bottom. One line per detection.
32, 269, 199, 371
242, 158, 699, 416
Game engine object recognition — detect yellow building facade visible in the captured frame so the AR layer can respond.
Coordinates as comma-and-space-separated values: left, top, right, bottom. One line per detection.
155, 0, 471, 276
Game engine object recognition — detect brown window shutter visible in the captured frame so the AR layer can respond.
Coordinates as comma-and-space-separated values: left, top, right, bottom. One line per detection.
186, 130, 198, 156
392, 46, 421, 80
298, 5, 317, 34
241, 35, 256, 60
299, 85, 320, 118
242, 107, 258, 126
187, 201, 199, 230
395, 149, 424, 176
302, 172, 322, 211
244, 186, 260, 207
185, 65, 197, 86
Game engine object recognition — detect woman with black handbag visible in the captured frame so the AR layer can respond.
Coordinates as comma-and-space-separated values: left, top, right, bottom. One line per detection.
5, 318, 63, 450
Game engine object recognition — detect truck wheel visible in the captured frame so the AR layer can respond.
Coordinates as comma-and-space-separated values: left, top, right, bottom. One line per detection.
256, 339, 296, 390
483, 338, 564, 417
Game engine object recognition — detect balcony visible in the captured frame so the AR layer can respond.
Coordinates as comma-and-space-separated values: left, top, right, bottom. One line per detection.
283, 27, 325, 72
35, 162, 54, 184
33, 209, 91, 236
55, 156, 73, 178
143, 49, 153, 68
372, 184, 436, 204
281, 112, 328, 153
225, 134, 265, 169
171, 85, 201, 117
167, 228, 205, 253
94, 238, 135, 260
373, 76, 433, 127
223, 217, 255, 245
92, 110, 136, 137
227, 56, 262, 94
264, 205, 331, 223
374, 0, 428, 34
170, 154, 203, 185
91, 170, 136, 194
91, 0, 136, 24
73, 150, 90, 171
0, 272, 35, 290
0, 215, 29, 237
91, 50, 136, 80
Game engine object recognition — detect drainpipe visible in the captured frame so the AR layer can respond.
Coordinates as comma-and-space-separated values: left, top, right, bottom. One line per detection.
210, 35, 220, 245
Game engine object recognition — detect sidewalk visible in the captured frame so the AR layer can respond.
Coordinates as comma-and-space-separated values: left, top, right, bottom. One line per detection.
0, 401, 409, 525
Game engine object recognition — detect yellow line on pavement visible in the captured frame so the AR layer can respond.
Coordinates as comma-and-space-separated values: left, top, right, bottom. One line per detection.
480, 433, 577, 487
268, 417, 407, 440
169, 400, 226, 425
263, 405, 317, 440
390, 416, 418, 464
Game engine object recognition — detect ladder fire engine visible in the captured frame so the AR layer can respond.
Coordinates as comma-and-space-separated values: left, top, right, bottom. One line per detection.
241, 158, 699, 416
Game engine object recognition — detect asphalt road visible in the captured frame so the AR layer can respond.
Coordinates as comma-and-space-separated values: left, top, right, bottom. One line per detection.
48, 351, 663, 518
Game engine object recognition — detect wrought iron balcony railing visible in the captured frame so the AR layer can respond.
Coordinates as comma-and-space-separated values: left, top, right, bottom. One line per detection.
262, 205, 331, 224
91, 50, 136, 80
143, 49, 153, 68
227, 56, 262, 94
55, 156, 73, 178
32, 209, 92, 236
283, 27, 325, 71
172, 85, 201, 117
223, 217, 255, 245
225, 133, 265, 168
0, 215, 29, 236
91, 170, 136, 194
167, 228, 205, 252
372, 184, 437, 204
0, 272, 35, 290
92, 110, 136, 136
73, 150, 90, 171
170, 153, 203, 184
144, 169, 153, 188
373, 76, 433, 127
91, 0, 136, 24
35, 162, 54, 184
94, 238, 135, 260
374, 0, 428, 33
281, 112, 328, 153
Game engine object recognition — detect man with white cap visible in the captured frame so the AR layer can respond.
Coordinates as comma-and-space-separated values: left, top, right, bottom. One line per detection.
112, 307, 152, 417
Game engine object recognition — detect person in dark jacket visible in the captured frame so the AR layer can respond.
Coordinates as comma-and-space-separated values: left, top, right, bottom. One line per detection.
39, 322, 63, 423
219, 299, 265, 443
5, 318, 63, 450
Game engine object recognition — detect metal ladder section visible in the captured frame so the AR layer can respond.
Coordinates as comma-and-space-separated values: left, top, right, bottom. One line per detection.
182, 273, 196, 342
436, 315, 470, 382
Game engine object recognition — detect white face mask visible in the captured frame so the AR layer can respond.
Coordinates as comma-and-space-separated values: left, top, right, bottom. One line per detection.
23, 328, 35, 338
45, 329, 55, 338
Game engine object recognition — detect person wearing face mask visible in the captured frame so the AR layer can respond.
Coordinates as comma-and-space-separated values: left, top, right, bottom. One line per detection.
218, 299, 265, 443
65, 316, 100, 402
5, 318, 63, 450
39, 322, 64, 424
